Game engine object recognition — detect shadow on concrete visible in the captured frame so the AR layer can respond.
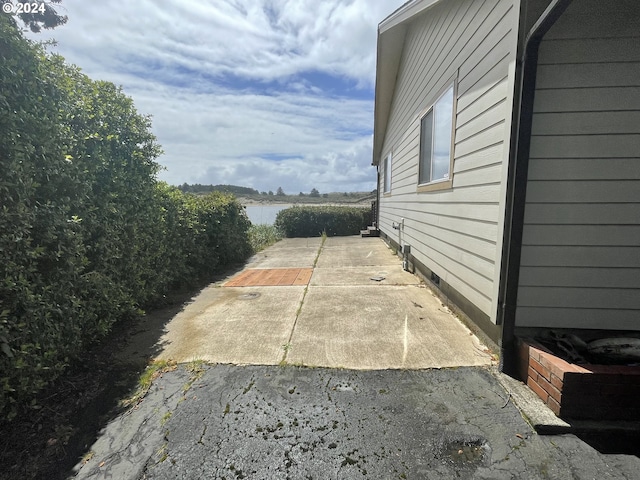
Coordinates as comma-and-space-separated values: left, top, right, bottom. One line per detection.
0, 263, 247, 480
577, 432, 640, 458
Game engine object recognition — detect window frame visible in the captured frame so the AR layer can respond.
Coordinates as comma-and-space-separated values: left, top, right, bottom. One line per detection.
383, 152, 392, 194
417, 80, 457, 193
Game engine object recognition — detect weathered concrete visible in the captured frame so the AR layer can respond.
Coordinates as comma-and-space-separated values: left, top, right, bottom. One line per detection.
157, 286, 305, 365
244, 237, 323, 269
245, 247, 319, 269
74, 365, 640, 479
157, 236, 492, 370
287, 285, 491, 369
309, 265, 420, 286
316, 239, 399, 268
70, 237, 640, 479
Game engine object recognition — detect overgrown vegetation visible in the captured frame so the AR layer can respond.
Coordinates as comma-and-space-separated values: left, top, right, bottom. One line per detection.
275, 206, 371, 237
248, 224, 283, 252
0, 13, 251, 419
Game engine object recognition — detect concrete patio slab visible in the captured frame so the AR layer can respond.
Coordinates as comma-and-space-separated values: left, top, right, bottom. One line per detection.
310, 265, 420, 286
245, 247, 319, 269
157, 235, 493, 371
316, 240, 399, 267
265, 237, 323, 249
157, 286, 304, 365
285, 285, 492, 370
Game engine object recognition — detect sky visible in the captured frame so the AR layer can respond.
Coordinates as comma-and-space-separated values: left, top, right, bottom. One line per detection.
26, 0, 408, 194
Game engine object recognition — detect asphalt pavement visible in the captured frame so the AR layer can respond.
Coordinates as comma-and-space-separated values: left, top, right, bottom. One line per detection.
70, 237, 640, 479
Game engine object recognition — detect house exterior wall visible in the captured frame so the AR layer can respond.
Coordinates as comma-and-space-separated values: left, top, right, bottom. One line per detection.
377, 0, 519, 325
515, 0, 640, 329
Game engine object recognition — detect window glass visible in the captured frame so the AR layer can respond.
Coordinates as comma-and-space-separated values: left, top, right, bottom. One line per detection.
419, 84, 454, 185
432, 86, 454, 181
419, 110, 433, 184
384, 153, 391, 193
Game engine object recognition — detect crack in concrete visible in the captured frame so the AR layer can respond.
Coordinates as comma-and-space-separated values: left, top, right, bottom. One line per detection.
280, 236, 326, 365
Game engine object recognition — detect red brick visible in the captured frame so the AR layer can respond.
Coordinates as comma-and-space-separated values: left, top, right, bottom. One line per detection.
549, 373, 564, 391
527, 376, 549, 403
538, 353, 570, 379
530, 357, 551, 381
527, 346, 543, 363
546, 395, 561, 416
528, 366, 539, 383
537, 374, 562, 403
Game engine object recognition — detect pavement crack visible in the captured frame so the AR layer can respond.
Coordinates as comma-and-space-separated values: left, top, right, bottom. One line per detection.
198, 423, 208, 445
281, 236, 325, 364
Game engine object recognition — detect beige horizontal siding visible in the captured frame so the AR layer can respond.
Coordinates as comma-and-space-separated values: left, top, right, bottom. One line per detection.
515, 0, 640, 330
378, 0, 517, 321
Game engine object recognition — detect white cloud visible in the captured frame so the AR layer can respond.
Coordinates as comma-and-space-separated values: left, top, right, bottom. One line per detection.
27, 0, 407, 192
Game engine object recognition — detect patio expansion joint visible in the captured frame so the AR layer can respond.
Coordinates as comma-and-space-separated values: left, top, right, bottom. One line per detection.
280, 235, 326, 364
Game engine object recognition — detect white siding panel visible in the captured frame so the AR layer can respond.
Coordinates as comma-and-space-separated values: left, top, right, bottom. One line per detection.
456, 100, 507, 143
378, 0, 516, 322
453, 163, 503, 188
454, 121, 506, 158
457, 77, 509, 127
454, 143, 504, 173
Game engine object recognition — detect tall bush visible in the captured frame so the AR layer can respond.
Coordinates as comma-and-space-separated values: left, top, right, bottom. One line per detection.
0, 13, 88, 416
0, 15, 252, 419
275, 206, 371, 237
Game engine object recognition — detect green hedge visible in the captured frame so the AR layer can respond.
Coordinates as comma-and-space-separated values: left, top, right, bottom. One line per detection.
274, 206, 371, 237
0, 15, 251, 419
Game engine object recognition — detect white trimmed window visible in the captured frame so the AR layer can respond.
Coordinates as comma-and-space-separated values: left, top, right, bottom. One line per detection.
419, 84, 454, 185
383, 152, 392, 193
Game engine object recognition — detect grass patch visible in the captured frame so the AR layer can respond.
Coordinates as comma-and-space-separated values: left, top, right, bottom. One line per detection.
248, 224, 283, 252
121, 359, 177, 408
182, 359, 207, 393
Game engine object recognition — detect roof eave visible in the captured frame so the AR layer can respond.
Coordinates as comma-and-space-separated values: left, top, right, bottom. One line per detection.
372, 0, 448, 166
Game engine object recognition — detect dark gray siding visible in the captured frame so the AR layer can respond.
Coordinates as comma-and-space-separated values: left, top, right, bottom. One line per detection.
516, 0, 640, 329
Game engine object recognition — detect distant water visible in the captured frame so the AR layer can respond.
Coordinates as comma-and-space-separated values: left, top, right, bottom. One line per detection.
244, 204, 292, 225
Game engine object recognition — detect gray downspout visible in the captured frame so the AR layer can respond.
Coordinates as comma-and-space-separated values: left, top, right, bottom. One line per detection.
498, 0, 573, 376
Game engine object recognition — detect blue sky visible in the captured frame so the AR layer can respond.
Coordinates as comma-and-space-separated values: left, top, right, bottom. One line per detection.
26, 0, 407, 194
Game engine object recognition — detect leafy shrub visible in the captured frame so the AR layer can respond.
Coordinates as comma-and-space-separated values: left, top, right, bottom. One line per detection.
0, 16, 253, 419
275, 206, 371, 237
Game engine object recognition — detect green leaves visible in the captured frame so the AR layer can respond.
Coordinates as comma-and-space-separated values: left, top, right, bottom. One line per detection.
0, 16, 253, 420
275, 206, 371, 237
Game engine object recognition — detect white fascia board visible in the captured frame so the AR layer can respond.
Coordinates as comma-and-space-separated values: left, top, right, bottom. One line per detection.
379, 0, 446, 34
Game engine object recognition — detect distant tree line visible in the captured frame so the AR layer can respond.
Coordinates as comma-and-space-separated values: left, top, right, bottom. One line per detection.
176, 184, 377, 199
178, 183, 260, 196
